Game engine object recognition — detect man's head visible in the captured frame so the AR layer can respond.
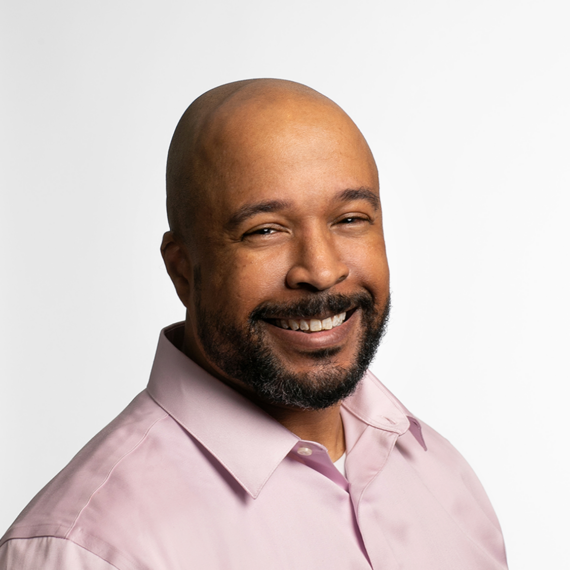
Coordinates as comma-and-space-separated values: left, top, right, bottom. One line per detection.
161, 79, 390, 410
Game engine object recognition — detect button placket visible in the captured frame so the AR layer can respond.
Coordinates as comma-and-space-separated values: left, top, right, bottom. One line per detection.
292, 442, 349, 491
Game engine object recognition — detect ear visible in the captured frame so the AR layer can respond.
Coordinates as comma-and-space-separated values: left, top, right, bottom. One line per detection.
161, 231, 194, 308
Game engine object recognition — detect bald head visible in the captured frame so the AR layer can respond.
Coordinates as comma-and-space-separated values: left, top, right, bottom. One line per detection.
165, 79, 377, 244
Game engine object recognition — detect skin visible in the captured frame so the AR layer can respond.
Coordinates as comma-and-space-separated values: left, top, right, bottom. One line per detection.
161, 80, 390, 460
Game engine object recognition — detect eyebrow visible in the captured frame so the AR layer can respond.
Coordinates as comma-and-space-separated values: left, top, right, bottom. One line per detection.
338, 187, 380, 210
226, 199, 292, 231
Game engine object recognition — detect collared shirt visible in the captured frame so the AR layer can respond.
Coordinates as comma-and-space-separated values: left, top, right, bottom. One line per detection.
0, 323, 508, 569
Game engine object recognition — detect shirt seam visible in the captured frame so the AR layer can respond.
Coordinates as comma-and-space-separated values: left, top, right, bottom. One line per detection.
1, 536, 121, 570
355, 431, 400, 564
355, 431, 398, 513
64, 413, 169, 539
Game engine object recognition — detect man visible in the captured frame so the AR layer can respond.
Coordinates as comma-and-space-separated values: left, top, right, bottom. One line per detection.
0, 79, 509, 569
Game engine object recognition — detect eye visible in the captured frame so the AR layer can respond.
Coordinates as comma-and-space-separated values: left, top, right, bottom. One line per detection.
248, 227, 275, 236
242, 225, 281, 240
337, 215, 368, 225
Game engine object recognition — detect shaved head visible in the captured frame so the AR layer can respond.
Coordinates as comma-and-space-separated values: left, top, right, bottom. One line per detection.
165, 78, 377, 245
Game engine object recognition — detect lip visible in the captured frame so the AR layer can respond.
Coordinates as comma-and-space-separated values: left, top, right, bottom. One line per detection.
262, 308, 360, 352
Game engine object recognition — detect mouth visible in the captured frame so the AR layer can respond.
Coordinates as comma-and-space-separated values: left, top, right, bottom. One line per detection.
264, 308, 356, 333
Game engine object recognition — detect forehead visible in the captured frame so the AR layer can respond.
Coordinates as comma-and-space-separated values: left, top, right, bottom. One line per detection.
196, 94, 378, 213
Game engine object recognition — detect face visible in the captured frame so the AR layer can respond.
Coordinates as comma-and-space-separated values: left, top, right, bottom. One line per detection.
167, 96, 390, 410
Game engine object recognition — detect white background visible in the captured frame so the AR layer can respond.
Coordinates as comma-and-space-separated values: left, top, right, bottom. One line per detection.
1, 1, 569, 567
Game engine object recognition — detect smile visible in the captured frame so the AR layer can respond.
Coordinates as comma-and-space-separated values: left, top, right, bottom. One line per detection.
268, 311, 348, 333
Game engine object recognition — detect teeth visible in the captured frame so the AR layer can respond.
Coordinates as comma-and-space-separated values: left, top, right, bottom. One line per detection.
288, 319, 300, 330
331, 313, 346, 328
309, 319, 322, 332
277, 311, 348, 332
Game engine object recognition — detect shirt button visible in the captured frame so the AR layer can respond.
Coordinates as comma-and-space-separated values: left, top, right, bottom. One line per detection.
297, 446, 313, 456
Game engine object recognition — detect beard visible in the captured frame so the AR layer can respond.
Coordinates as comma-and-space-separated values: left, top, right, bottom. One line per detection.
194, 278, 390, 410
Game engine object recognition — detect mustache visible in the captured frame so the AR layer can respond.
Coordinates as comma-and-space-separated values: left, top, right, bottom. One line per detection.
249, 291, 375, 322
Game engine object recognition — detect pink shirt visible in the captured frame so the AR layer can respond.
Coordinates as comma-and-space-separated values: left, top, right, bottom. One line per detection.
0, 323, 508, 569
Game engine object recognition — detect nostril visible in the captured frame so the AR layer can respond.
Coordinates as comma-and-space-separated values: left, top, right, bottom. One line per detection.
285, 263, 349, 292
291, 281, 323, 293
336, 273, 348, 284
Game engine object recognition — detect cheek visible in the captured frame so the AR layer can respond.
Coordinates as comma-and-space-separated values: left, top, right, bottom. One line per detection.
200, 249, 288, 313
344, 239, 390, 295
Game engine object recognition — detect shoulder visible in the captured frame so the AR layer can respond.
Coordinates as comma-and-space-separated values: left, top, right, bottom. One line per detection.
1, 391, 174, 548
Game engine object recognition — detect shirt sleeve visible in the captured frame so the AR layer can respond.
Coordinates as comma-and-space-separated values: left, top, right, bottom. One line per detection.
0, 537, 118, 570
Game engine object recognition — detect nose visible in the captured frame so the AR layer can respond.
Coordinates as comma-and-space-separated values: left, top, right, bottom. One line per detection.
285, 227, 349, 291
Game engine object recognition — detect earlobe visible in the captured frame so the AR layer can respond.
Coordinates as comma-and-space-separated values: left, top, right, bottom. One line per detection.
160, 231, 193, 308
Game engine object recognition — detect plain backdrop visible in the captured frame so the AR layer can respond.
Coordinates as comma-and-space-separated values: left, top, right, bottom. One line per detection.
1, 0, 569, 567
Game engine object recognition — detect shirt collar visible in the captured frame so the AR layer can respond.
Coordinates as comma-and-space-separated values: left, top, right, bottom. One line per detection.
147, 323, 299, 499
342, 370, 428, 452
146, 322, 426, 498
